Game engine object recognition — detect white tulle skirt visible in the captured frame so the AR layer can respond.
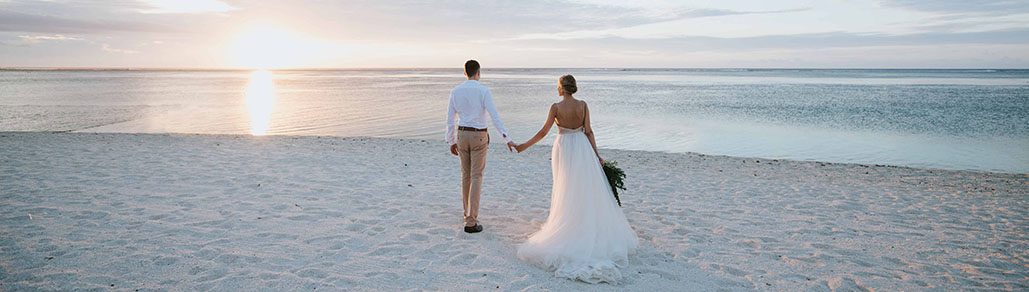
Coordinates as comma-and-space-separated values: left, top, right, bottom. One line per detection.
517, 127, 638, 284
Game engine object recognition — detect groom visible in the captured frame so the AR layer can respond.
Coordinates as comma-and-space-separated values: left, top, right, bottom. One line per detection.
445, 60, 517, 233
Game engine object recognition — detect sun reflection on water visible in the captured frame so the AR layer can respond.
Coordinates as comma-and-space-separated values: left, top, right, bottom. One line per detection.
245, 70, 276, 135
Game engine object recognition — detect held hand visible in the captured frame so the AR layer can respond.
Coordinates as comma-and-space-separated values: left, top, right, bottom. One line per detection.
506, 141, 517, 152
598, 157, 605, 165
449, 144, 458, 156
515, 143, 529, 153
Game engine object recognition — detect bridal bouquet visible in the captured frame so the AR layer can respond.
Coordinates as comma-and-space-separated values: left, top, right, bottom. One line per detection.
602, 160, 626, 207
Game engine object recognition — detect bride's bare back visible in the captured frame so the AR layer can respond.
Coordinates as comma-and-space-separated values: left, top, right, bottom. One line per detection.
554, 99, 586, 129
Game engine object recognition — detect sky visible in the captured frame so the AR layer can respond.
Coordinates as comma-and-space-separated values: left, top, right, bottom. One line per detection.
1, 0, 1028, 68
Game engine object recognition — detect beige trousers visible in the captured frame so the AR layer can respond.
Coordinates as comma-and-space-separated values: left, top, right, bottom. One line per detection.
457, 130, 489, 227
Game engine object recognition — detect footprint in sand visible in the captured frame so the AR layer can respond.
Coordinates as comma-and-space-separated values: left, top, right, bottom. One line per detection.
399, 222, 429, 229
196, 268, 229, 282
152, 256, 180, 266
36, 244, 58, 253
808, 277, 873, 292
402, 233, 428, 241
72, 210, 109, 220
679, 247, 701, 259
461, 270, 491, 280
62, 232, 86, 241
363, 271, 399, 279
47, 249, 69, 258
366, 246, 411, 256
426, 228, 452, 235
344, 223, 367, 232
637, 268, 680, 280
503, 274, 533, 292
295, 268, 329, 279
378, 208, 401, 218
258, 272, 282, 280
303, 234, 348, 245
213, 253, 242, 264
448, 253, 478, 266
737, 240, 760, 249
327, 241, 345, 250
809, 242, 834, 249
39, 273, 78, 283
255, 232, 299, 240
286, 215, 320, 221
191, 249, 222, 261
672, 227, 689, 235
357, 219, 382, 225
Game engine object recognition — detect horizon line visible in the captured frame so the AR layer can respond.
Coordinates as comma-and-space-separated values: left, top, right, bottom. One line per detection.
2, 66, 1027, 71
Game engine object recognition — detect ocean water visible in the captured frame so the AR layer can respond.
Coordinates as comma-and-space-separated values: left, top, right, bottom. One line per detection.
1, 68, 1027, 173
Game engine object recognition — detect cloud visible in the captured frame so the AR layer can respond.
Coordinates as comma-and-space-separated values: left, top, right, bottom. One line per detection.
878, 0, 1029, 35
509, 29, 1029, 53
272, 1, 808, 42
138, 0, 237, 14
101, 43, 139, 54
881, 0, 1029, 16
20, 34, 83, 43
499, 1, 1029, 42
1, 34, 84, 46
501, 8, 831, 41
0, 10, 176, 34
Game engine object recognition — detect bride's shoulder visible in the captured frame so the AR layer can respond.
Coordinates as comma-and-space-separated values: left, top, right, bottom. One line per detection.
576, 99, 587, 109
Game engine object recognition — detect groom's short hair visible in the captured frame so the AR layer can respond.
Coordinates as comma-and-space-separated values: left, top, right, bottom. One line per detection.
465, 60, 480, 77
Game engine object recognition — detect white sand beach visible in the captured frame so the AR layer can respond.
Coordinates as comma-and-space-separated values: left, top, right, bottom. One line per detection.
1, 132, 1027, 291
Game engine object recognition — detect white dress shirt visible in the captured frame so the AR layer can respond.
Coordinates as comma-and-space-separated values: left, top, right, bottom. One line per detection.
446, 80, 511, 145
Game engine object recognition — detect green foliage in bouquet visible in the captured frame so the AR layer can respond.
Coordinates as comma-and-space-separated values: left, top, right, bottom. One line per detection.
602, 160, 626, 207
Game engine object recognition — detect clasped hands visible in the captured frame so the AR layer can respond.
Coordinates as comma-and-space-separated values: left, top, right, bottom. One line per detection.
503, 135, 530, 153
508, 141, 529, 153
448, 135, 528, 156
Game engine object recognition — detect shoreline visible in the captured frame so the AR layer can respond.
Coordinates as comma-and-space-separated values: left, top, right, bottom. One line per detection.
2, 132, 1026, 291
6, 131, 1026, 176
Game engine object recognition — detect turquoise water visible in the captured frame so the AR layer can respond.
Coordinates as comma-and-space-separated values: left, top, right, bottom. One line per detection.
1, 68, 1027, 173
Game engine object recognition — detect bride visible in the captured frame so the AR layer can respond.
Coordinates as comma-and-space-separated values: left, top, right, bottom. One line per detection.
514, 75, 638, 284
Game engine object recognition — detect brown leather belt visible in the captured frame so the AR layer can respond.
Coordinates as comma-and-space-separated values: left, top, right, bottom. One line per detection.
458, 126, 487, 132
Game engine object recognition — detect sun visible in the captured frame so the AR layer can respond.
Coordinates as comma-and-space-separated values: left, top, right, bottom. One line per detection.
229, 25, 316, 69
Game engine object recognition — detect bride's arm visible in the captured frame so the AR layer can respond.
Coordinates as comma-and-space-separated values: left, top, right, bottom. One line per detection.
515, 104, 557, 152
583, 102, 602, 163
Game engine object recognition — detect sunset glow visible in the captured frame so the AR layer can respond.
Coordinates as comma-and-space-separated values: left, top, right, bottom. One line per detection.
1, 1, 1027, 68
245, 70, 276, 135
230, 25, 320, 69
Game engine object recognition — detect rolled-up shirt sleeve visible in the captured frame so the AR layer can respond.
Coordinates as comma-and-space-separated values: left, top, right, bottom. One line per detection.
483, 89, 512, 143
445, 93, 457, 145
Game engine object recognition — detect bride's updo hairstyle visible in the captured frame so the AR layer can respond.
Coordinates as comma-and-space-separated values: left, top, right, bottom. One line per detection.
559, 74, 577, 95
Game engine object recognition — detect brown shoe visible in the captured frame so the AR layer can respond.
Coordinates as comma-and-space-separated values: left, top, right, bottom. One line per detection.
463, 224, 483, 233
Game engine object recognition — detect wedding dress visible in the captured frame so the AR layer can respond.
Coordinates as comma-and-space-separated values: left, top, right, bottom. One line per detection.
517, 125, 639, 284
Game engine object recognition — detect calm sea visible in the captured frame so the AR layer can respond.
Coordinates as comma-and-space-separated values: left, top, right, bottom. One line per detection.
2, 68, 1027, 173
